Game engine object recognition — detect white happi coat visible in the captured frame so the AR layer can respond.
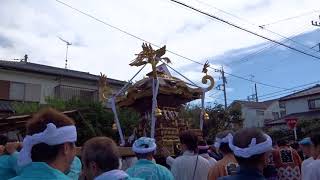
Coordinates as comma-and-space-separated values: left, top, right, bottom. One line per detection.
170, 151, 210, 180
303, 159, 320, 180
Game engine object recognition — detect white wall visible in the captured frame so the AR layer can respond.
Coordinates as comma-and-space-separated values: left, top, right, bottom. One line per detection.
242, 106, 265, 127
265, 101, 281, 119
0, 69, 98, 103
241, 101, 281, 128
284, 95, 320, 115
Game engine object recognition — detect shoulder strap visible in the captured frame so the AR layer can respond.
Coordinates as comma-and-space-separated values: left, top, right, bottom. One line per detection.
192, 155, 199, 180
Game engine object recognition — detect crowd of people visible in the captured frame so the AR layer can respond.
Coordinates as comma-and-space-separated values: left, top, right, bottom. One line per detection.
0, 107, 319, 180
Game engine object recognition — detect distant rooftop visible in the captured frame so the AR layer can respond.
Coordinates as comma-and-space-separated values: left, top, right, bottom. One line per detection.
0, 60, 126, 86
232, 100, 277, 110
280, 84, 320, 101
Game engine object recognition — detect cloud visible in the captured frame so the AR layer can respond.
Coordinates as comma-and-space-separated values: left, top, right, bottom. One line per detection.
1, 0, 320, 103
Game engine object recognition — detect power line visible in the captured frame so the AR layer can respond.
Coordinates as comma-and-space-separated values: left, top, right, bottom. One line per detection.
226, 28, 308, 66
258, 81, 320, 100
168, 0, 320, 61
193, 0, 320, 56
55, 0, 288, 90
260, 9, 320, 27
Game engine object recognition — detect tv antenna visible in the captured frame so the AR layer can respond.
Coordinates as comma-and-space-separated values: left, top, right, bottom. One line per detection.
58, 37, 72, 69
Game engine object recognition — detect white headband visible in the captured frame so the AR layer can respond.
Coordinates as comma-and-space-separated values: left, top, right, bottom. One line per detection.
198, 145, 209, 150
214, 133, 233, 148
132, 137, 157, 154
18, 123, 77, 166
229, 134, 272, 158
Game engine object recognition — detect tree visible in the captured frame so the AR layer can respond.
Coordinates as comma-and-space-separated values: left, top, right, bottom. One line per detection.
9, 97, 140, 146
180, 103, 243, 140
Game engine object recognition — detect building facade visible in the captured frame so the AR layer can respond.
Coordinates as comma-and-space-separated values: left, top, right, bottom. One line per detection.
229, 100, 281, 128
0, 59, 126, 114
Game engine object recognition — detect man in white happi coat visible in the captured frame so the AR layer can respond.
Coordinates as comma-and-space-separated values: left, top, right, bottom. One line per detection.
170, 130, 210, 180
303, 133, 320, 180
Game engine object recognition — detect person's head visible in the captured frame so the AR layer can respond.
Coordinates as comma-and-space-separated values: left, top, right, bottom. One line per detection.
290, 142, 300, 151
132, 137, 156, 161
277, 139, 288, 147
179, 130, 198, 153
198, 140, 209, 154
20, 108, 76, 173
231, 128, 272, 172
82, 137, 121, 180
299, 137, 312, 157
0, 135, 8, 146
310, 133, 320, 159
214, 130, 234, 155
4, 139, 19, 155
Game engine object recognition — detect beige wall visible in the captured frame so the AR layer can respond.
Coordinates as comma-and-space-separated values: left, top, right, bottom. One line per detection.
0, 69, 99, 103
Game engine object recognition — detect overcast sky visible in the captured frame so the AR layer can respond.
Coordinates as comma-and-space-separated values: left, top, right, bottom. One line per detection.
1, 0, 320, 105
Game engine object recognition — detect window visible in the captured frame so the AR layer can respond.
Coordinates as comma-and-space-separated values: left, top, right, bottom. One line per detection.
308, 99, 320, 109
9, 82, 25, 101
280, 110, 286, 117
272, 112, 279, 120
256, 110, 264, 116
279, 102, 286, 109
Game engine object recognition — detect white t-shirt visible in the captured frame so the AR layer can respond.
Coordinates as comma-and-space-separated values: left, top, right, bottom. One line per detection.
303, 159, 320, 180
171, 151, 210, 180
301, 157, 314, 180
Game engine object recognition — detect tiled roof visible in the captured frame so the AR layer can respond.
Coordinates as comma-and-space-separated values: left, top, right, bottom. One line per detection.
265, 110, 320, 126
0, 60, 126, 86
233, 100, 276, 110
280, 84, 320, 101
0, 100, 14, 112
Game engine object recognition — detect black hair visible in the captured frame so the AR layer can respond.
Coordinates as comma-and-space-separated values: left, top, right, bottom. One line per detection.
198, 140, 209, 154
179, 130, 198, 152
215, 130, 234, 154
26, 108, 75, 163
82, 137, 120, 172
0, 135, 8, 146
311, 133, 320, 147
233, 128, 267, 167
277, 139, 288, 147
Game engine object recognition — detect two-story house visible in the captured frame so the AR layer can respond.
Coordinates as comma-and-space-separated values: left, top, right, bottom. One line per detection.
0, 58, 126, 115
229, 100, 281, 128
265, 85, 320, 130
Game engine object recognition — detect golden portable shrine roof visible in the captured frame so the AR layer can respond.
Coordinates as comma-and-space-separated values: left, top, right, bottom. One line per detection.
117, 71, 203, 107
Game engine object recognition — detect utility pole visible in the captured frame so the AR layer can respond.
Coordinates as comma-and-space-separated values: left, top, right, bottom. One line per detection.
221, 66, 227, 109
255, 83, 258, 102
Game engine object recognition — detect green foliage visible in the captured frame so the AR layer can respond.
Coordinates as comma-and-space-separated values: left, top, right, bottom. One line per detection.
12, 101, 40, 115
180, 103, 244, 139
267, 118, 320, 142
44, 97, 66, 110
10, 97, 140, 146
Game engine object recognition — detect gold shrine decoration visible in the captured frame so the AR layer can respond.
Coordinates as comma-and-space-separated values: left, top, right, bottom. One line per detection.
99, 73, 111, 100
155, 108, 162, 117
130, 43, 171, 78
203, 112, 209, 121
201, 61, 215, 92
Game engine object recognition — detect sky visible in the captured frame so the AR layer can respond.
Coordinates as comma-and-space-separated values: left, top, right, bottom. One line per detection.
1, 0, 320, 105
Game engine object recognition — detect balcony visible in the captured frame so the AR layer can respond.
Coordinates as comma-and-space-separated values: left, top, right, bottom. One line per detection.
54, 85, 98, 102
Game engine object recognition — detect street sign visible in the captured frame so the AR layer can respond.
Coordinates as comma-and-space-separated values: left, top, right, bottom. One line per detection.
286, 118, 298, 130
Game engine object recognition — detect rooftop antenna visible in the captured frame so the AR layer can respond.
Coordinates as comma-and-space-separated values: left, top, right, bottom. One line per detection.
58, 37, 72, 69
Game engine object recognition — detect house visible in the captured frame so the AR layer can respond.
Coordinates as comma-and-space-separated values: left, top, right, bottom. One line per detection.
265, 84, 320, 130
229, 100, 281, 128
0, 58, 126, 115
